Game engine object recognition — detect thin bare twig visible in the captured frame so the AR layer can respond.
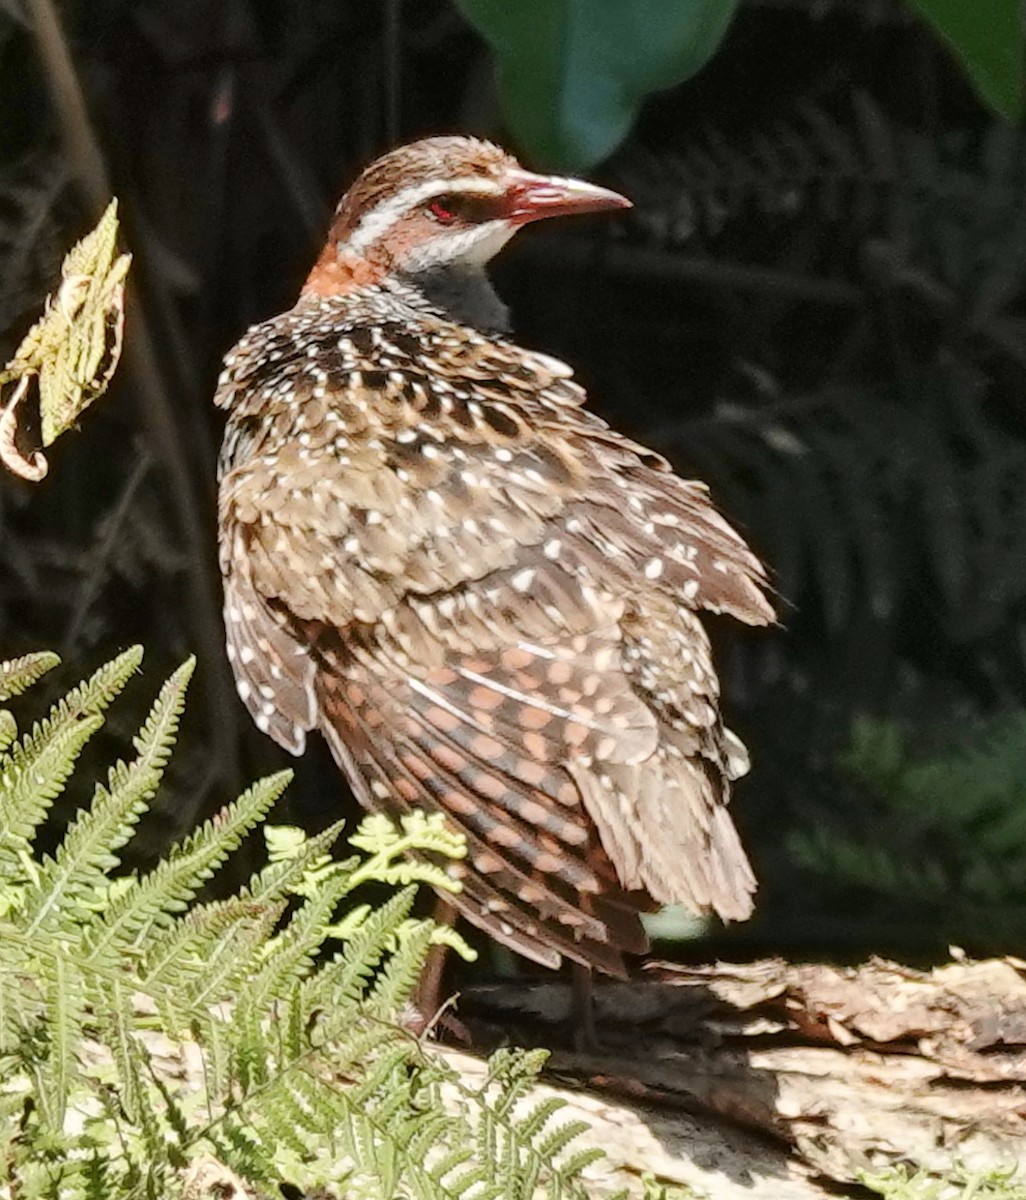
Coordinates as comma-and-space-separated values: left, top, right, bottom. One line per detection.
62, 446, 151, 649
24, 0, 240, 782
383, 0, 402, 145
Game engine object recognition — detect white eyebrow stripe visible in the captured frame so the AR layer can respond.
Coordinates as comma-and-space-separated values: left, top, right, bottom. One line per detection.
345, 177, 504, 251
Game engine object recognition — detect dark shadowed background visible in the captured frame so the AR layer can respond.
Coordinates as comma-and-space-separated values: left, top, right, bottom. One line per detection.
2, 0, 1025, 973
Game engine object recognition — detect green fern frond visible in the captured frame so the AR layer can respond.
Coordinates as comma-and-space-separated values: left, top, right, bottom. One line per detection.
46, 644, 142, 719
365, 919, 433, 1016
0, 650, 60, 701
0, 649, 613, 1199
23, 657, 194, 937
0, 646, 143, 872
860, 1163, 1026, 1199
100, 977, 145, 1123
252, 819, 348, 901
206, 1119, 280, 1192
425, 922, 478, 963
513, 1095, 569, 1142
239, 868, 356, 1015
535, 1117, 598, 1164
167, 828, 349, 1008
139, 894, 284, 994
0, 710, 16, 754
0, 710, 105, 874
36, 947, 84, 1131
349, 810, 468, 892
82, 769, 292, 965
299, 886, 419, 1024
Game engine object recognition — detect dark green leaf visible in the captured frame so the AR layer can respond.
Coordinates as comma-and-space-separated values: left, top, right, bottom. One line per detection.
455, 0, 738, 169
905, 0, 1024, 122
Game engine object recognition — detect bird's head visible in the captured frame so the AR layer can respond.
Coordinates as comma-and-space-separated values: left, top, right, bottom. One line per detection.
303, 136, 630, 300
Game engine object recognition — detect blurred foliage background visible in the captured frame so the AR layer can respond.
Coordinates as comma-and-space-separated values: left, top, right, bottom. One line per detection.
1, 0, 1025, 970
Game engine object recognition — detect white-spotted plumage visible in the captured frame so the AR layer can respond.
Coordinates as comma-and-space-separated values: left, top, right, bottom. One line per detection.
216, 136, 774, 977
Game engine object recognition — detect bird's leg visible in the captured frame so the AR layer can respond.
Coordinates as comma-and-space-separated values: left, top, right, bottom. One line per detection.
570, 962, 599, 1051
406, 898, 469, 1042
412, 897, 454, 1023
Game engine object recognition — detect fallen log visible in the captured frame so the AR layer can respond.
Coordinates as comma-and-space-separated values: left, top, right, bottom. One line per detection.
459, 955, 1026, 1190
177, 956, 1026, 1197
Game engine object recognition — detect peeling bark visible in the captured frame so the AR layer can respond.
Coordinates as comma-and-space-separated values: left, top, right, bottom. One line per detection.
459, 956, 1026, 1189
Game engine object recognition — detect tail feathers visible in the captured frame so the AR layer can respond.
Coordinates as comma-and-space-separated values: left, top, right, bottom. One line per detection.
570, 749, 756, 924
443, 871, 646, 978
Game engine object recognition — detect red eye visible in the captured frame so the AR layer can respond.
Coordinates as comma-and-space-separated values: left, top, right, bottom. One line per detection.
428, 199, 456, 223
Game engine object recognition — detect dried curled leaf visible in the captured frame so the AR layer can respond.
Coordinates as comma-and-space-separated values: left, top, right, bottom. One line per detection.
0, 199, 130, 481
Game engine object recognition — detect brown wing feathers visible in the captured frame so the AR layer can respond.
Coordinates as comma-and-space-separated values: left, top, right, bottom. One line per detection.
312, 637, 652, 974
217, 296, 773, 974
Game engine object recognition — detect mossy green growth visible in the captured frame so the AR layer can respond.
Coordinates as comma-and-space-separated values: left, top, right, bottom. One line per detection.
860, 1165, 1026, 1200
